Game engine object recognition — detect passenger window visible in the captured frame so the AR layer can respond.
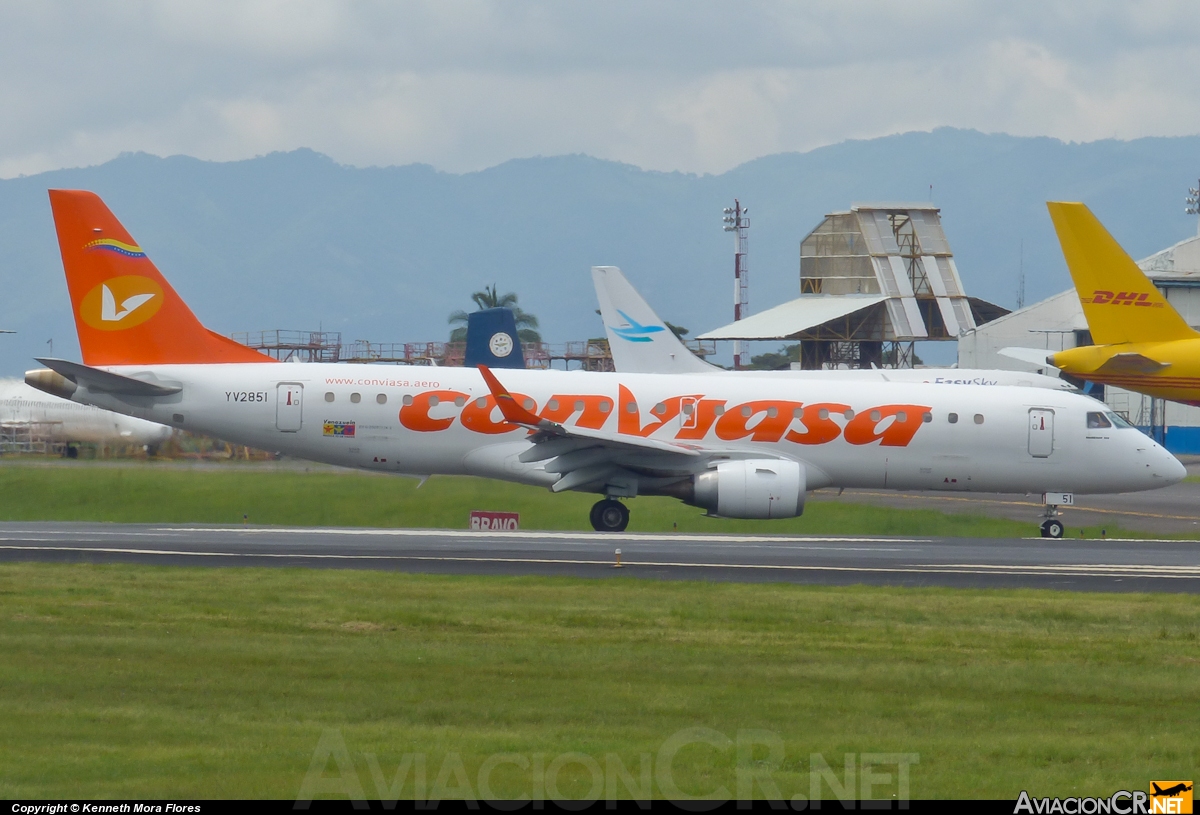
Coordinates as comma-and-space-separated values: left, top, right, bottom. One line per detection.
974, 414, 984, 424
324, 392, 335, 403
1087, 411, 1112, 429
376, 394, 387, 405
948, 413, 958, 424
350, 392, 361, 404
922, 412, 933, 423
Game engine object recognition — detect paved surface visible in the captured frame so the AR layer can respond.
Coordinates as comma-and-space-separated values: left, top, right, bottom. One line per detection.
1, 522, 1198, 593
810, 482, 1200, 536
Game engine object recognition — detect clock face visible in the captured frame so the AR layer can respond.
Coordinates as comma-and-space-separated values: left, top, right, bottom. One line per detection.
489, 332, 514, 358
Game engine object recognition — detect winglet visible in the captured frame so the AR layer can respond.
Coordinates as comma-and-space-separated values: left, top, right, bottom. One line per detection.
477, 365, 543, 427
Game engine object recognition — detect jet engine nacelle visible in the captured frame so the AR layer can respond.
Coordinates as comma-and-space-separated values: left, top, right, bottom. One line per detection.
690, 459, 806, 519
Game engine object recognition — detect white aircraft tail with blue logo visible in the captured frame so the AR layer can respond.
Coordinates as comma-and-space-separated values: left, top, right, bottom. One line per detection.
592, 266, 719, 374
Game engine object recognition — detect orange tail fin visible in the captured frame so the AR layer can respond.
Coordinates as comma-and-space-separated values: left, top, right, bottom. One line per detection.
48, 189, 274, 366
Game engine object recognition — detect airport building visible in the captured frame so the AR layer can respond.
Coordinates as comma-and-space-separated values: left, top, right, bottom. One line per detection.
699, 204, 1008, 368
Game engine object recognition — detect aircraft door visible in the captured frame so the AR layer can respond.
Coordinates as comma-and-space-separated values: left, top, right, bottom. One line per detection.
680, 397, 698, 431
1028, 408, 1054, 458
277, 383, 303, 432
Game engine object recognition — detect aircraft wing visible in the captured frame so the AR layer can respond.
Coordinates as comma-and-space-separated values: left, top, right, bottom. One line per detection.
998, 347, 1056, 368
479, 365, 757, 494
1094, 353, 1170, 375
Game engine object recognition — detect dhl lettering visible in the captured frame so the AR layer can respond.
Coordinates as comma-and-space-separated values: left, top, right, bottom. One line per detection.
397, 389, 931, 448
843, 404, 929, 447
538, 394, 613, 429
398, 390, 469, 432
785, 403, 850, 445
715, 399, 803, 442
1088, 290, 1161, 307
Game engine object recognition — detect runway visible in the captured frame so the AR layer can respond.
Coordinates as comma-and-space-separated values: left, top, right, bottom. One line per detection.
1, 522, 1198, 593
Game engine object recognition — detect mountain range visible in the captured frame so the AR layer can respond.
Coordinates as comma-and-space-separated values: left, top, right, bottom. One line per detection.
1, 127, 1198, 375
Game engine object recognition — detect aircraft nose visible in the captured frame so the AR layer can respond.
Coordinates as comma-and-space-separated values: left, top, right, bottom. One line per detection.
1158, 449, 1187, 485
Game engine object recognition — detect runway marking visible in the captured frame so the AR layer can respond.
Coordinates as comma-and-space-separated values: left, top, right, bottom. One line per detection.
1, 528, 1196, 545
833, 491, 1200, 523
0, 527, 931, 545
2, 544, 1197, 580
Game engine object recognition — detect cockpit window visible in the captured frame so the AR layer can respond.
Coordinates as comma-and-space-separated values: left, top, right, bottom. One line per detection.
1087, 411, 1111, 429
1106, 411, 1134, 429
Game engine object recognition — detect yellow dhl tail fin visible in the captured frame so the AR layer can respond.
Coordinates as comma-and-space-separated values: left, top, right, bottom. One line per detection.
1047, 201, 1198, 346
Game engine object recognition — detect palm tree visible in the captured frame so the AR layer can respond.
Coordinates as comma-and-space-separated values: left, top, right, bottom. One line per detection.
448, 284, 541, 343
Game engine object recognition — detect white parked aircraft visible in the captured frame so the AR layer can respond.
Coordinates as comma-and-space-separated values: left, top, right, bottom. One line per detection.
1, 378, 173, 454
25, 191, 1183, 536
592, 265, 1075, 389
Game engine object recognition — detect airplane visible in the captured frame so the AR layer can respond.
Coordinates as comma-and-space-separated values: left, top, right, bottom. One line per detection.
1, 378, 173, 455
24, 191, 1184, 536
1151, 782, 1192, 798
592, 265, 1076, 390
1001, 202, 1200, 405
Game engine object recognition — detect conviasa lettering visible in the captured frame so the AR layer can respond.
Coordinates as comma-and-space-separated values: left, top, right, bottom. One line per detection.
397, 386, 930, 448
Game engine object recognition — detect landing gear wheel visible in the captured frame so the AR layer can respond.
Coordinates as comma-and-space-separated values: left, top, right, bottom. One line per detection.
1040, 519, 1064, 539
590, 499, 629, 533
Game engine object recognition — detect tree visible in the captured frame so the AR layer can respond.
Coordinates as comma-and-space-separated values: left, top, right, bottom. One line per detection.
749, 344, 801, 371
664, 321, 689, 339
448, 284, 541, 343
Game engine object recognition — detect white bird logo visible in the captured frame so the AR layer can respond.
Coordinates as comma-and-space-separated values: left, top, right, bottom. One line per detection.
100, 283, 155, 322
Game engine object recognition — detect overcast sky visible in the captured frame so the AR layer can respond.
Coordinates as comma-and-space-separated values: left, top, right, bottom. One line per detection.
2, 1, 1199, 178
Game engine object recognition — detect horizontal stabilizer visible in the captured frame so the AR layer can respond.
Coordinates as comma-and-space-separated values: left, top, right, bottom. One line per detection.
1094, 353, 1171, 376
35, 357, 182, 396
998, 347, 1056, 368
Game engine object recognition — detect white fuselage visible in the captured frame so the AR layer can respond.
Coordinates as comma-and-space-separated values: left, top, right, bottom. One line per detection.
0, 379, 173, 447
65, 364, 1181, 495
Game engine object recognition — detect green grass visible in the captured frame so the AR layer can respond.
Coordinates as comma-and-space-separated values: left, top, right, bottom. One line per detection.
0, 564, 1196, 799
0, 461, 1150, 538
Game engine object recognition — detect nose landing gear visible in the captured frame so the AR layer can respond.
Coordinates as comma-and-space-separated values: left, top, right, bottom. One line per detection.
1038, 492, 1072, 538
1040, 518, 1065, 539
590, 499, 629, 532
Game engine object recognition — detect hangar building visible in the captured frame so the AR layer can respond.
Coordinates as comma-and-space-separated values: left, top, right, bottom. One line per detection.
700, 204, 1008, 368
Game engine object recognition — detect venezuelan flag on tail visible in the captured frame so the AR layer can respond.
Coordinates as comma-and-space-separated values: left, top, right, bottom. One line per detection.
1048, 201, 1198, 346
48, 190, 274, 366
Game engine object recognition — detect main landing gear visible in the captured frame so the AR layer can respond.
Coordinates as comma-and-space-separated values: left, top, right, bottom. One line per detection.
590, 499, 630, 533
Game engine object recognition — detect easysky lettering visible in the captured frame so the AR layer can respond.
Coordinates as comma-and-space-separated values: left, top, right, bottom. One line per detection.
397, 388, 931, 448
